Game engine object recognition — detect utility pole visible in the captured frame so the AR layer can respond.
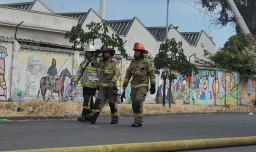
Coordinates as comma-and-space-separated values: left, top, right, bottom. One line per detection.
163, 0, 169, 107
226, 0, 251, 37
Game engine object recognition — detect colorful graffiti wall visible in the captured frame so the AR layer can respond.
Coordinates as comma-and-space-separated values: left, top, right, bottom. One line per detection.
155, 69, 256, 106
0, 39, 255, 105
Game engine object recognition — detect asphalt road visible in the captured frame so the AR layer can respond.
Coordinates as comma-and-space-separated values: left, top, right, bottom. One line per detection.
0, 114, 256, 152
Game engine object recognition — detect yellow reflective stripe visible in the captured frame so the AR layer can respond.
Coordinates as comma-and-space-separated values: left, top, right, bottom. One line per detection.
85, 68, 98, 73
82, 83, 98, 88
124, 78, 129, 82
99, 83, 109, 87
92, 60, 99, 64
74, 77, 79, 81
113, 65, 119, 71
99, 83, 117, 87
113, 76, 118, 80
147, 66, 154, 72
100, 69, 113, 73
133, 71, 147, 75
92, 109, 101, 113
134, 113, 143, 117
151, 79, 156, 83
112, 112, 119, 116
83, 106, 90, 110
131, 84, 149, 88
88, 95, 91, 110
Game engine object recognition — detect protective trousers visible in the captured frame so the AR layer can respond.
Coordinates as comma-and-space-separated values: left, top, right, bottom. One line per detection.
131, 87, 147, 124
89, 86, 119, 120
82, 87, 95, 115
82, 95, 93, 115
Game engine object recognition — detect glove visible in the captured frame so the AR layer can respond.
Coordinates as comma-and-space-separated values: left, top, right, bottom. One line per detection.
150, 84, 156, 94
95, 49, 101, 56
96, 86, 99, 91
121, 91, 126, 103
108, 82, 115, 88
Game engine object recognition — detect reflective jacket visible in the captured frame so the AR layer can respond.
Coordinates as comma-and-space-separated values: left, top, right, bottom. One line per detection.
123, 58, 155, 88
92, 56, 120, 87
91, 56, 120, 87
74, 57, 99, 88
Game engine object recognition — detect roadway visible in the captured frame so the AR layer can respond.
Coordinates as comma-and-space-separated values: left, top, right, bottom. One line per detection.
0, 114, 256, 151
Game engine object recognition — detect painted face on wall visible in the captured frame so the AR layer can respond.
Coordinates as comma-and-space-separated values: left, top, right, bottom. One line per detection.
27, 63, 47, 76
200, 78, 208, 94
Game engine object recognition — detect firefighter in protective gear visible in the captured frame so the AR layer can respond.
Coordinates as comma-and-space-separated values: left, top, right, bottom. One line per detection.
74, 45, 99, 122
123, 42, 156, 127
85, 45, 120, 124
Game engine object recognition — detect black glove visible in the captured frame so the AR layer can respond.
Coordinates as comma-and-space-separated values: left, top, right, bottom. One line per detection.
150, 84, 156, 94
121, 91, 126, 103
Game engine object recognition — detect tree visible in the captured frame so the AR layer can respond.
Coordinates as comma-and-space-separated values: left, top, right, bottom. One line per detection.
80, 21, 128, 58
65, 24, 84, 50
154, 38, 198, 106
197, 0, 256, 35
196, 34, 256, 80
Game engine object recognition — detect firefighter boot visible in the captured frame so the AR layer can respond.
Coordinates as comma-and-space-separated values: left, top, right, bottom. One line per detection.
85, 112, 99, 124
110, 120, 118, 124
78, 115, 86, 121
132, 123, 142, 127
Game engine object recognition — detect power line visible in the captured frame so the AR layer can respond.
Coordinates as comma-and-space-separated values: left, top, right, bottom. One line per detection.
180, 0, 256, 34
180, 0, 218, 20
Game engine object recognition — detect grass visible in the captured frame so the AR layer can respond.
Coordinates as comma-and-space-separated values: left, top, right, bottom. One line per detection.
0, 101, 256, 117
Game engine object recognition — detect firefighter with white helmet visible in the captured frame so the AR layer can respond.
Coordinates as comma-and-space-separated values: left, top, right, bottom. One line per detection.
85, 44, 120, 124
74, 45, 99, 122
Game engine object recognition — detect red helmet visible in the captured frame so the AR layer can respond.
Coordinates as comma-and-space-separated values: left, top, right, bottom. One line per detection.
133, 42, 148, 54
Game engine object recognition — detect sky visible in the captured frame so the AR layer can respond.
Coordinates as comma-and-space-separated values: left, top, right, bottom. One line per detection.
0, 0, 236, 51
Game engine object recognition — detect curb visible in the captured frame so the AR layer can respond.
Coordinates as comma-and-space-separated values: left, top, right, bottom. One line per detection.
0, 112, 251, 121
4, 136, 256, 152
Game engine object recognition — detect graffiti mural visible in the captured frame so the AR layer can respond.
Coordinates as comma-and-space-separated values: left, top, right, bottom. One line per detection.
0, 46, 8, 100
40, 58, 72, 101
64, 77, 83, 101
8, 67, 23, 101
154, 70, 256, 106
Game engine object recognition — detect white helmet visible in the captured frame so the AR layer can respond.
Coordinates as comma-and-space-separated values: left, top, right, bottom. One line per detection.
84, 45, 96, 52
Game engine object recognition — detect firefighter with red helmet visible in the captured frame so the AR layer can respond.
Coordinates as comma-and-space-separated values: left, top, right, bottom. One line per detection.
85, 44, 120, 124
122, 42, 156, 127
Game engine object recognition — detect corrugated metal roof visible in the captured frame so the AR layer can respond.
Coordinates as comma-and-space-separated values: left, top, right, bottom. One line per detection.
146, 27, 167, 41
56, 12, 88, 25
107, 19, 133, 35
180, 32, 200, 46
0, 2, 34, 10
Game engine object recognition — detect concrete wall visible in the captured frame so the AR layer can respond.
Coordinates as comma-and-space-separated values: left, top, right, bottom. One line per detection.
0, 25, 70, 46
0, 38, 155, 102
195, 31, 215, 60
0, 38, 254, 105
0, 7, 77, 32
155, 70, 255, 106
123, 18, 161, 57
